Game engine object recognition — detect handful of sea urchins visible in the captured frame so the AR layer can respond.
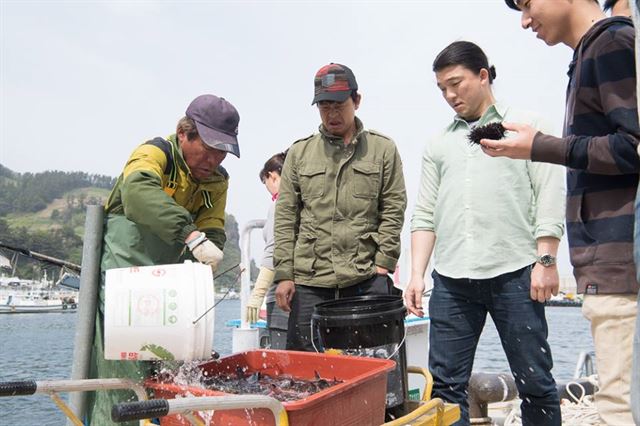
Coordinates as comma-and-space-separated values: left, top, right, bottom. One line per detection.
467, 122, 506, 145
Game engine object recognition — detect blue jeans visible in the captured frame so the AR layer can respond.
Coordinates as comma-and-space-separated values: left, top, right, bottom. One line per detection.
429, 266, 561, 426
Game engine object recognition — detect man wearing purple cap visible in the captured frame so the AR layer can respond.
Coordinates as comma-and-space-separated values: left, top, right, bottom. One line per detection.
87, 94, 240, 424
273, 63, 407, 352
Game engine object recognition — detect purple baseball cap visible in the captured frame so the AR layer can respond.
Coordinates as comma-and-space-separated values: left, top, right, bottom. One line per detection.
186, 94, 240, 158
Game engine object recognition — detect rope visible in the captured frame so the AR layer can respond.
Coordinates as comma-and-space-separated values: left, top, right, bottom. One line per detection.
503, 375, 601, 426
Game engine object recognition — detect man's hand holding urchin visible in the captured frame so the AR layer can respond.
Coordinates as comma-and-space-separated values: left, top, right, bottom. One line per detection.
186, 232, 223, 271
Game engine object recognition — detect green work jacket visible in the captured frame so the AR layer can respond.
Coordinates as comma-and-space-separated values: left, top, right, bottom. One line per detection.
89, 134, 229, 426
274, 118, 407, 288
101, 134, 228, 272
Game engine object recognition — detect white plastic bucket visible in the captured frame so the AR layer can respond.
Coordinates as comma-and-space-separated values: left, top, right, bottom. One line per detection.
104, 261, 215, 361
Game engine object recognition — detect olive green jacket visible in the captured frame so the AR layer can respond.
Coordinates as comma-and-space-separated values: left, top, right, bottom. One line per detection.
274, 118, 406, 288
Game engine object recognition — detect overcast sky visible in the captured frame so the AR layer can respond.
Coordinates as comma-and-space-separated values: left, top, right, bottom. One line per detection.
2, 0, 580, 280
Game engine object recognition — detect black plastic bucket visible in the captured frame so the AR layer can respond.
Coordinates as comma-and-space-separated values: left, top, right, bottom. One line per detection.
312, 295, 408, 413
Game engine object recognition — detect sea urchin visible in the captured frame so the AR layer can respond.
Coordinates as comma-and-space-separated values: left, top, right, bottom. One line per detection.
467, 122, 506, 145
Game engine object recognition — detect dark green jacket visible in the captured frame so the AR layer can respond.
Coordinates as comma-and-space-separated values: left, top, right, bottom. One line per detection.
274, 118, 406, 288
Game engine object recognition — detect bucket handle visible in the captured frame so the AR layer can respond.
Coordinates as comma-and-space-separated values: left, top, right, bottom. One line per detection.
192, 264, 243, 325
310, 318, 407, 360
310, 318, 321, 353
386, 332, 407, 361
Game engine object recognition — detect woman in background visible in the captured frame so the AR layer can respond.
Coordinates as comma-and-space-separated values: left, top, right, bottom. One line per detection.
245, 151, 289, 348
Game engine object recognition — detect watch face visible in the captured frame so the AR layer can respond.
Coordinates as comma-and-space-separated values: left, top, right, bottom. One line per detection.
539, 254, 555, 266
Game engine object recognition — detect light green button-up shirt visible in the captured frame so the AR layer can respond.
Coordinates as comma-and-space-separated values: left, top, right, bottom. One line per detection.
410, 103, 565, 279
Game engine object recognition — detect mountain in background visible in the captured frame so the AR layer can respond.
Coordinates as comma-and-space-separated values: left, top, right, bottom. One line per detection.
0, 164, 245, 290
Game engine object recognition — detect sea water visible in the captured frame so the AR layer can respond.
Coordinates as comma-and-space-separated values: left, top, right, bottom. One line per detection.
0, 300, 593, 426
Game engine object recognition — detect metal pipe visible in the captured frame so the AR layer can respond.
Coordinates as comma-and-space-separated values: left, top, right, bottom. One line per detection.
112, 395, 288, 425
46, 379, 148, 426
37, 378, 147, 403
0, 378, 148, 426
468, 372, 518, 420
573, 350, 596, 379
168, 395, 286, 420
67, 205, 104, 425
0, 241, 81, 272
239, 220, 265, 329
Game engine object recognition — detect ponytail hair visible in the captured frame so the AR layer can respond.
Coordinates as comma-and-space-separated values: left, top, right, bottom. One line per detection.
259, 151, 288, 182
433, 41, 497, 84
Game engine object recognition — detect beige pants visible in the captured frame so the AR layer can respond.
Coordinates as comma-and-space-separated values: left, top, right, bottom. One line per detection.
583, 294, 637, 426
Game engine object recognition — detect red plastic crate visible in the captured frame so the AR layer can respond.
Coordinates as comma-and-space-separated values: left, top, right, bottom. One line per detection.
145, 349, 395, 426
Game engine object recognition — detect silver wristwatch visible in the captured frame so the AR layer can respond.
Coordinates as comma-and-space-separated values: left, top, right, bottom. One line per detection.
536, 254, 557, 267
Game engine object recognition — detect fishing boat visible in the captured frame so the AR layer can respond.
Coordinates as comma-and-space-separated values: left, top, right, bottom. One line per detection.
0, 292, 77, 314
546, 293, 583, 307
0, 273, 79, 314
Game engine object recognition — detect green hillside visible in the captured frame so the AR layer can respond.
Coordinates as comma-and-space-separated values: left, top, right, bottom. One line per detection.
5, 187, 111, 235
0, 165, 243, 289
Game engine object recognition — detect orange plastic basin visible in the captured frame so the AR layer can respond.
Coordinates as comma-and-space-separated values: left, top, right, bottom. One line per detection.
145, 349, 395, 426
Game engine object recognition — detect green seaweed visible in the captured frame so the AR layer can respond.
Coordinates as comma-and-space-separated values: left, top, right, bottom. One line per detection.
140, 343, 176, 361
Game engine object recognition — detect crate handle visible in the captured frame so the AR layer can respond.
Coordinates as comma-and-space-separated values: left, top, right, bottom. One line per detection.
112, 399, 169, 423
0, 380, 37, 397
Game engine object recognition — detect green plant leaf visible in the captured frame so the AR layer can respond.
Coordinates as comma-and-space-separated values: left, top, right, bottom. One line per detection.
140, 343, 176, 361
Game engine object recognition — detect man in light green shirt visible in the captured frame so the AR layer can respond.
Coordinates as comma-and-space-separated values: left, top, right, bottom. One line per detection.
403, 41, 565, 426
410, 106, 564, 281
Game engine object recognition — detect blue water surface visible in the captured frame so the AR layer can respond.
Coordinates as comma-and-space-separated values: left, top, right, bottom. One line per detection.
0, 301, 592, 425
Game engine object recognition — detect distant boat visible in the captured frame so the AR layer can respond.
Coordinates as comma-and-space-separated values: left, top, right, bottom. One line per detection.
0, 293, 77, 313
546, 293, 583, 307
216, 288, 239, 300
0, 278, 78, 314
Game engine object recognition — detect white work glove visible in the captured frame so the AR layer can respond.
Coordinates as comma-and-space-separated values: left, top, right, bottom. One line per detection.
186, 232, 224, 272
245, 267, 275, 324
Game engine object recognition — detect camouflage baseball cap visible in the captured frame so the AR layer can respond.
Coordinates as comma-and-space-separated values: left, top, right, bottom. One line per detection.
312, 63, 358, 105
186, 94, 240, 158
